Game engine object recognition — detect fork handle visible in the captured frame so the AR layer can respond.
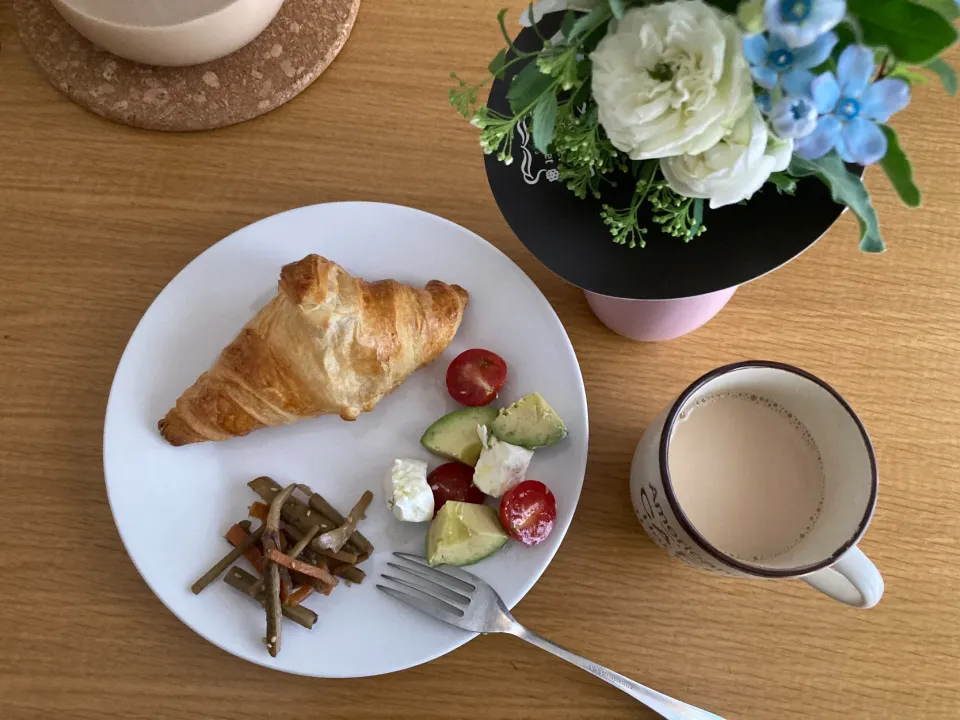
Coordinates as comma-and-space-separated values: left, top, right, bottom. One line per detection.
509, 625, 725, 720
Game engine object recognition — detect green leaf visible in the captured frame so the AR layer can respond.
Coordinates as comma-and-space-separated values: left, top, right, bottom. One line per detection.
488, 48, 508, 79
767, 172, 798, 195
571, 73, 592, 108
912, 0, 960, 20
888, 64, 930, 85
577, 57, 593, 81
788, 154, 885, 253
879, 125, 922, 207
582, 21, 612, 54
608, 0, 626, 19
833, 22, 857, 57
926, 57, 958, 96
532, 93, 559, 153
566, 4, 612, 42
561, 10, 578, 40
507, 61, 554, 114
847, 0, 958, 64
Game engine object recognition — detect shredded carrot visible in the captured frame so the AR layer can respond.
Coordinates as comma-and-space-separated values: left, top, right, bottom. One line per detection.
248, 501, 270, 521
285, 585, 315, 607
224, 524, 265, 574
265, 548, 338, 593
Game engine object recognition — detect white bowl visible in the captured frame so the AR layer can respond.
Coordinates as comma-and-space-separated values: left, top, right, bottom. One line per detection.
51, 0, 286, 67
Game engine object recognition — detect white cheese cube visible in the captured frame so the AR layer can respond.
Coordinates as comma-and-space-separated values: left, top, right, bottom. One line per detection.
472, 428, 534, 498
384, 458, 434, 522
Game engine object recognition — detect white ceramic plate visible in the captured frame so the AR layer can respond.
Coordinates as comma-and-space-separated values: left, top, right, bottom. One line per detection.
104, 203, 588, 677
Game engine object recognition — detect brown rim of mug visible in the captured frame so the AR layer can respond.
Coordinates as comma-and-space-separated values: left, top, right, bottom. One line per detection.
658, 360, 879, 578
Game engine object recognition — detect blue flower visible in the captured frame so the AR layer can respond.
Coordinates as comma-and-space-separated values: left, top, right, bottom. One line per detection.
743, 31, 837, 91
764, 0, 847, 48
793, 45, 910, 165
770, 96, 818, 138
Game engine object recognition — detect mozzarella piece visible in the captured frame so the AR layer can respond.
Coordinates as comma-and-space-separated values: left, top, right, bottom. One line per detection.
472, 427, 534, 498
384, 458, 434, 522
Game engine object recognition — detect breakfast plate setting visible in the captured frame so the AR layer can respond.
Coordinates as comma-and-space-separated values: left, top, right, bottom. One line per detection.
103, 202, 589, 677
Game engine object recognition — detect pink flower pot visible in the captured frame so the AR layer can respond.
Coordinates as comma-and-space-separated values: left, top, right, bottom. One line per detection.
584, 286, 738, 342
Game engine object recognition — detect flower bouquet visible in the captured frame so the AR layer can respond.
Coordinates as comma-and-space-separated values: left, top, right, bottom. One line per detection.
450, 0, 960, 252
453, 0, 957, 256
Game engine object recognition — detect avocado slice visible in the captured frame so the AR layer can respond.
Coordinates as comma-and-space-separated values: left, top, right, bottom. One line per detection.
420, 406, 499, 466
426, 501, 508, 567
490, 392, 567, 449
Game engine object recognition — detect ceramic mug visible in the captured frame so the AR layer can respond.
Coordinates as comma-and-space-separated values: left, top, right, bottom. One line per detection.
51, 0, 285, 67
630, 361, 883, 608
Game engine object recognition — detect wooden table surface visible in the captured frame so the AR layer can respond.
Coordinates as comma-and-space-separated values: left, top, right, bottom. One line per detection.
2, 2, 959, 718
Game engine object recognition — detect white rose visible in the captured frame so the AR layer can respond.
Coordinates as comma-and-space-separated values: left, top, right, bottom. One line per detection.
660, 104, 793, 209
590, 0, 752, 160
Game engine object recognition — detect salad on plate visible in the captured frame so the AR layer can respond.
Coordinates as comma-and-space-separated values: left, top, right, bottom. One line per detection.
385, 348, 569, 566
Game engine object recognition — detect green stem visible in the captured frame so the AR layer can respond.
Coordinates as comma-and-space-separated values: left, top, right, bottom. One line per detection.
499, 11, 535, 58
466, 54, 550, 109
527, 3, 549, 44
632, 160, 660, 210
877, 52, 894, 80
496, 54, 536, 78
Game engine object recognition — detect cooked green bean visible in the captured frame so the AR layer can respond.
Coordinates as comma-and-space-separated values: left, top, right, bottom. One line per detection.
253, 477, 365, 556
249, 477, 337, 532
263, 483, 296, 658
288, 524, 320, 560
247, 478, 366, 565
223, 567, 317, 630
282, 522, 358, 564
299, 484, 375, 558
191, 525, 264, 595
316, 491, 374, 554
331, 564, 366, 585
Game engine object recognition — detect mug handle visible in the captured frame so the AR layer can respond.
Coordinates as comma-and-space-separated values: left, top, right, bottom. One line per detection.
802, 547, 884, 608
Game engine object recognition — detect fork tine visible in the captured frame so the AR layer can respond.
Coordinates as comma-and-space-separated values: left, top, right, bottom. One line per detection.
385, 564, 471, 605
382, 573, 470, 606
377, 584, 465, 622
391, 552, 477, 591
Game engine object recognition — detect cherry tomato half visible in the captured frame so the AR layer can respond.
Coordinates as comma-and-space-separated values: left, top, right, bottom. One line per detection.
428, 462, 486, 514
445, 349, 508, 407
499, 480, 557, 546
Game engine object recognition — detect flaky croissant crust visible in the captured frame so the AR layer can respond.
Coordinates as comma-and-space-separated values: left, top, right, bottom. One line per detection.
158, 254, 469, 445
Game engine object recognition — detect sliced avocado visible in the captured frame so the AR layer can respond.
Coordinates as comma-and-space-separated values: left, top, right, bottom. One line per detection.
490, 392, 567, 449
420, 406, 499, 466
426, 501, 508, 567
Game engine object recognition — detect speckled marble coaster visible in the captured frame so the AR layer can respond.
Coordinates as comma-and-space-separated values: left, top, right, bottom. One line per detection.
14, 0, 360, 131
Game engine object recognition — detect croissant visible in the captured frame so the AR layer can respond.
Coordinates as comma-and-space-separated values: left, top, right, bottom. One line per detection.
158, 254, 469, 446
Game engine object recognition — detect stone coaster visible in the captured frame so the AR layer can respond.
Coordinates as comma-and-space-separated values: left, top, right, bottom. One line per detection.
14, 0, 360, 131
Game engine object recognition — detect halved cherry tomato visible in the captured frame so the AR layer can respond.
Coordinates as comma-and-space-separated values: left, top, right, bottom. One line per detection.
499, 481, 556, 546
446, 349, 507, 406
428, 462, 486, 514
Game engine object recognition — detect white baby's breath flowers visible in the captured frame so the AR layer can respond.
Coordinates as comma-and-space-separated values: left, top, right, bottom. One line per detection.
590, 0, 753, 160
660, 104, 793, 209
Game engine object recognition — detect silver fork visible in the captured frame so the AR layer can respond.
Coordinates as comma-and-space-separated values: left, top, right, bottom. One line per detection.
379, 553, 724, 720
